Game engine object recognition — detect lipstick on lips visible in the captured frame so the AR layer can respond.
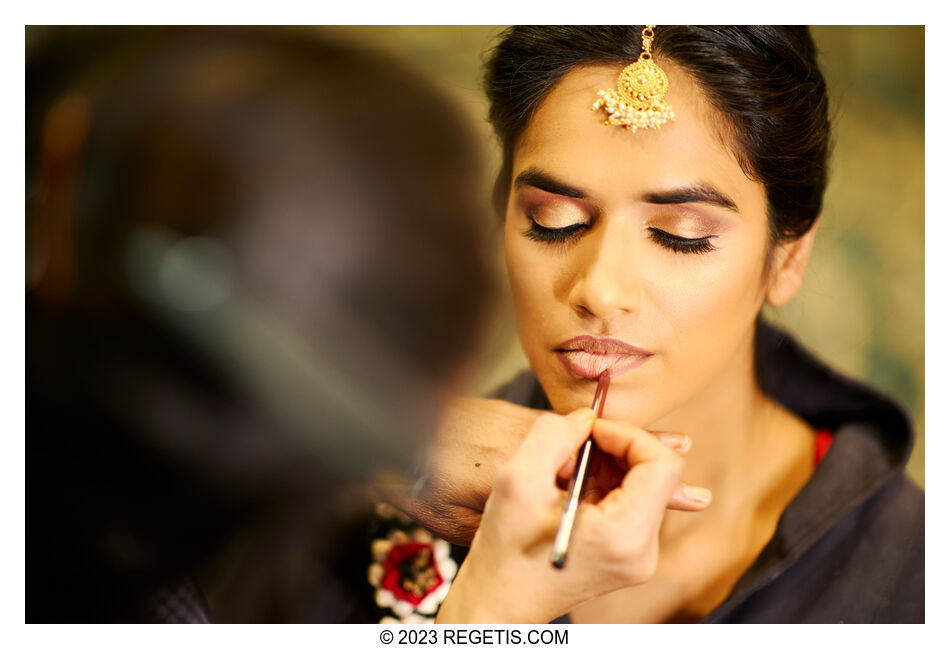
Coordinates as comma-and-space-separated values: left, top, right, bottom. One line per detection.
555, 335, 652, 379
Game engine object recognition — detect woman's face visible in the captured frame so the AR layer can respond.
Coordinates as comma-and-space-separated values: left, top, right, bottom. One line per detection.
505, 63, 773, 427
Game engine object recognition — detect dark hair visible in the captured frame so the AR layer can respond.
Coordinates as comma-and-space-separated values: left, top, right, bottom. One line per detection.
484, 26, 830, 245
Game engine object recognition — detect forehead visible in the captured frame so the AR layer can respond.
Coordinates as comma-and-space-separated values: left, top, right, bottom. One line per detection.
514, 63, 764, 212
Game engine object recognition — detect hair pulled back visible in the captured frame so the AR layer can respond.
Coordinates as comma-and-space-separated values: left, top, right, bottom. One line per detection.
484, 26, 830, 244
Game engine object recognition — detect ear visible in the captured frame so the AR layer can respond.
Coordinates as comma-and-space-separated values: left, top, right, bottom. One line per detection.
766, 215, 821, 307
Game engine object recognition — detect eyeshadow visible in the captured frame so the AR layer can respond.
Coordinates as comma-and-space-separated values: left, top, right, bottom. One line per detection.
645, 206, 726, 239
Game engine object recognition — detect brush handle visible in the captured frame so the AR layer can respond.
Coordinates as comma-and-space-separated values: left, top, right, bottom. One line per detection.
550, 437, 595, 568
550, 371, 610, 568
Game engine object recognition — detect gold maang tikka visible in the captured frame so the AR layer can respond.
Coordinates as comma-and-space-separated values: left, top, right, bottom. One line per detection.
592, 25, 674, 132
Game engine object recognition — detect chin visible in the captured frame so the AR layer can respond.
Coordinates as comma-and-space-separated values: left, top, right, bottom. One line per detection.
533, 372, 587, 414
542, 375, 664, 428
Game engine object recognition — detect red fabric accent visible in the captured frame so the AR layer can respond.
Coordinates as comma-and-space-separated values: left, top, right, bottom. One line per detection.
814, 429, 833, 465
380, 542, 444, 606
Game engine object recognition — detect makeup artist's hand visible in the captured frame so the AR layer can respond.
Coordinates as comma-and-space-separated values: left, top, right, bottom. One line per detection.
388, 397, 707, 545
435, 409, 711, 624
388, 397, 542, 545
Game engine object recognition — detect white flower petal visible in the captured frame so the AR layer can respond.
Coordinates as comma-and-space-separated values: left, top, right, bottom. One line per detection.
404, 613, 429, 624
371, 539, 393, 561
376, 589, 396, 608
437, 558, 457, 580
416, 595, 439, 615
367, 563, 384, 587
390, 530, 409, 545
433, 539, 450, 560
392, 600, 413, 618
416, 581, 451, 615
433, 582, 451, 600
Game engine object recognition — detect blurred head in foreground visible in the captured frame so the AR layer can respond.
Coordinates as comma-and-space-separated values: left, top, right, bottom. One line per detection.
27, 27, 493, 621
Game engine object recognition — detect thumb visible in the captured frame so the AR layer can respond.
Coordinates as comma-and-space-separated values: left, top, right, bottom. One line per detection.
506, 409, 595, 485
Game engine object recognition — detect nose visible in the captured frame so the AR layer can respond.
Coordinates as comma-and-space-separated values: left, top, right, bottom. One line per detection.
568, 219, 640, 320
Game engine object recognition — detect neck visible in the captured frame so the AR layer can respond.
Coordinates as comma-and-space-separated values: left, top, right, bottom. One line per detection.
571, 327, 817, 623
648, 328, 810, 509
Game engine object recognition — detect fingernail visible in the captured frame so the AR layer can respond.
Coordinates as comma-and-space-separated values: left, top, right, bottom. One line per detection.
683, 485, 712, 504
657, 433, 691, 453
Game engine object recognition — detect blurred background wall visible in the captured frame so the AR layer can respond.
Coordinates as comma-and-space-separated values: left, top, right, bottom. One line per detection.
323, 26, 925, 487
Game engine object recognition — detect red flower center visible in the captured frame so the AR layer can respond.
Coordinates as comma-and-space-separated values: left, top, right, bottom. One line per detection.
380, 542, 444, 606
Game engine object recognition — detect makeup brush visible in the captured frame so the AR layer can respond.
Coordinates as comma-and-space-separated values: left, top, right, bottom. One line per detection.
551, 370, 610, 568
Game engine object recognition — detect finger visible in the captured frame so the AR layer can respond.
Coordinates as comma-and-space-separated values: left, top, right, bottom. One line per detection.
583, 482, 710, 510
591, 419, 684, 513
591, 424, 699, 506
667, 482, 712, 510
580, 452, 626, 504
602, 430, 690, 471
591, 418, 671, 467
506, 408, 595, 484
601, 428, 704, 510
557, 453, 577, 481
653, 432, 691, 454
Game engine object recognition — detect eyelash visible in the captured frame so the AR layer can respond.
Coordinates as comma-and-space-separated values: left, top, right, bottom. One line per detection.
523, 219, 718, 255
646, 227, 718, 255
524, 220, 587, 244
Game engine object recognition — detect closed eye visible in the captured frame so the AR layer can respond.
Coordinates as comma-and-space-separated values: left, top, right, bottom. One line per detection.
648, 227, 717, 254
523, 220, 588, 244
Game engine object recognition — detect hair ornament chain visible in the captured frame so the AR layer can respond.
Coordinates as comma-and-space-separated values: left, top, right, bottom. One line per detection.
592, 25, 675, 132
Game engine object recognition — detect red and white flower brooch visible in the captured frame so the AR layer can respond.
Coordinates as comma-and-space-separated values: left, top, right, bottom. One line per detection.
369, 503, 457, 624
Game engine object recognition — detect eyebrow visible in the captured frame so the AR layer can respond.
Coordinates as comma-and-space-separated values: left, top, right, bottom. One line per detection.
513, 168, 587, 199
642, 184, 739, 212
514, 167, 740, 213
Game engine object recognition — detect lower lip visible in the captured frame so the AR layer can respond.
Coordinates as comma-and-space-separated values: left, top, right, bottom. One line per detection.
555, 350, 652, 379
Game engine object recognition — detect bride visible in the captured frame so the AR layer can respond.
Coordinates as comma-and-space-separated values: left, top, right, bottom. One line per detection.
418, 26, 923, 624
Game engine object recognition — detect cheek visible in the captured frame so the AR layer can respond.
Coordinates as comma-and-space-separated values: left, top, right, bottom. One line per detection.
646, 233, 768, 369
505, 220, 550, 327
504, 215, 577, 374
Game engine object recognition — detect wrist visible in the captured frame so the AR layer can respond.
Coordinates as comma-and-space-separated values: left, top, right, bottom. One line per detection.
435, 561, 517, 623
436, 554, 554, 624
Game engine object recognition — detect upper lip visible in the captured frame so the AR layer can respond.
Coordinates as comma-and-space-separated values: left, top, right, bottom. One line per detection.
555, 336, 651, 356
